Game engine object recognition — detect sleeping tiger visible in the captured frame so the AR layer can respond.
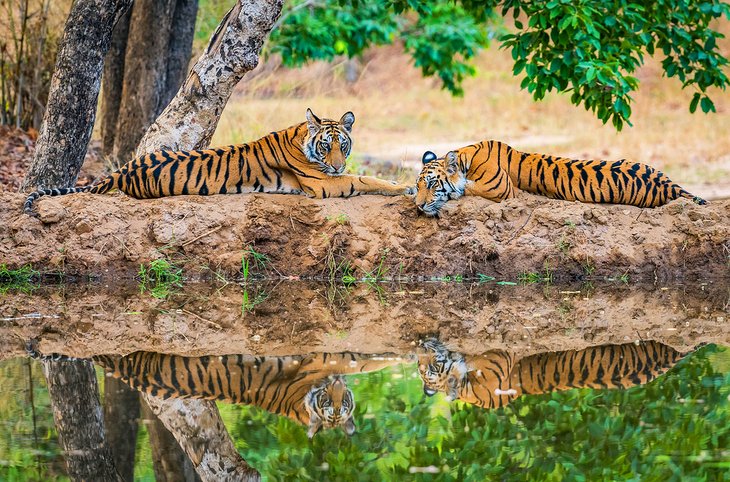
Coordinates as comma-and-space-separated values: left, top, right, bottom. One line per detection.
24, 109, 414, 215
414, 141, 706, 216
417, 338, 694, 409
26, 343, 407, 438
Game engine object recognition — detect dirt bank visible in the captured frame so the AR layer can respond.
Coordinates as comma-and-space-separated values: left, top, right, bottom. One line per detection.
1, 282, 726, 359
1, 191, 729, 280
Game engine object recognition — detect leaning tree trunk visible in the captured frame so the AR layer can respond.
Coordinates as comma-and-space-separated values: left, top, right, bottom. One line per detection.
143, 395, 260, 482
142, 402, 201, 482
20, 0, 132, 192
134, 1, 283, 480
136, 0, 283, 155
110, 0, 198, 165
42, 359, 123, 481
103, 377, 140, 481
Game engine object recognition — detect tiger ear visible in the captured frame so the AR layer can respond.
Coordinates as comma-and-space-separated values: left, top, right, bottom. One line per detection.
445, 151, 459, 175
344, 417, 356, 436
422, 151, 437, 165
306, 108, 322, 136
307, 413, 323, 439
340, 111, 355, 132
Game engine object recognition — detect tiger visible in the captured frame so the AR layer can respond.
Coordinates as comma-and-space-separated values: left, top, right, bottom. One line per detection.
417, 338, 694, 409
25, 342, 408, 438
414, 141, 706, 216
24, 108, 414, 216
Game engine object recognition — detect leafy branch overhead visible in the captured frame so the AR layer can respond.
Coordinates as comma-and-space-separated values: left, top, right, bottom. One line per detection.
267, 0, 730, 130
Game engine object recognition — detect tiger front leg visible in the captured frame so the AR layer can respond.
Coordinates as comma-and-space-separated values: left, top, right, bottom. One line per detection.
464, 170, 516, 202
301, 175, 415, 198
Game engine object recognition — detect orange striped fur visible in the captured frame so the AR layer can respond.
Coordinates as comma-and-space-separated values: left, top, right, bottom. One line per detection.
93, 351, 406, 438
24, 109, 413, 215
417, 339, 691, 409
415, 141, 705, 216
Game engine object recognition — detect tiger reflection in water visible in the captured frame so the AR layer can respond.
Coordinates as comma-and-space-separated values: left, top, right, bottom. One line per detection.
417, 338, 695, 408
74, 351, 406, 438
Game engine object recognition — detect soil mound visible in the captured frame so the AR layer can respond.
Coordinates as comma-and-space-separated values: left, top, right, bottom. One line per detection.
1, 191, 728, 280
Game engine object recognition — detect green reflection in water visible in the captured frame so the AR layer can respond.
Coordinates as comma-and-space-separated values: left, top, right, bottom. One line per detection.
218, 345, 729, 481
0, 346, 727, 481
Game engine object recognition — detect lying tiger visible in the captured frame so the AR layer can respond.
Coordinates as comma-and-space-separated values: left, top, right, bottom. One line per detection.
24, 109, 413, 215
414, 141, 706, 216
27, 343, 407, 438
417, 338, 694, 409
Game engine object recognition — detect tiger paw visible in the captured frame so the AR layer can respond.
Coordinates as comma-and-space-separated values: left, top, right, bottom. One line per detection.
404, 185, 417, 196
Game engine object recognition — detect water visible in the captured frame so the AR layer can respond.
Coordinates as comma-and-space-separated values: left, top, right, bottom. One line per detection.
0, 281, 728, 481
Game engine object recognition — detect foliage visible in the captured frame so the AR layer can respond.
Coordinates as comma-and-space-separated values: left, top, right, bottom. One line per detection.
0, 346, 726, 479
264, 0, 730, 129
0, 359, 66, 481
267, 0, 495, 95
499, 0, 730, 130
223, 345, 729, 480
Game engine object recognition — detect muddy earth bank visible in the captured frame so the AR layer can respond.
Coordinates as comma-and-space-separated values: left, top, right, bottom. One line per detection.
2, 192, 728, 281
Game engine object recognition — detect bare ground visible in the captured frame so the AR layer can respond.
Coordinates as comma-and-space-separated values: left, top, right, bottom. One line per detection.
1, 191, 728, 281
1, 281, 727, 360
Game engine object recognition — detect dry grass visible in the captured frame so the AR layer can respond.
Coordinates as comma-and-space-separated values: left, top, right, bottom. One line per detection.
214, 40, 730, 197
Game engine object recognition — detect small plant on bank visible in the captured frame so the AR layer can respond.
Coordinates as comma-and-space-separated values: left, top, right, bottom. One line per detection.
518, 262, 554, 284
477, 274, 496, 283
363, 249, 390, 285
138, 259, 183, 299
325, 213, 350, 225
241, 246, 269, 282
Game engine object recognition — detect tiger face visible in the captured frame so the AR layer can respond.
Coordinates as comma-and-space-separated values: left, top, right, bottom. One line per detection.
415, 151, 466, 216
417, 338, 467, 401
304, 375, 356, 438
304, 108, 354, 176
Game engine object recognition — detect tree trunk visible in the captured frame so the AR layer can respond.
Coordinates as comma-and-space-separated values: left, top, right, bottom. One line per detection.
142, 402, 201, 482
132, 2, 283, 480
111, 0, 198, 165
165, 0, 200, 107
100, 7, 131, 157
143, 395, 260, 482
136, 0, 284, 156
42, 359, 123, 481
103, 376, 140, 482
20, 0, 133, 192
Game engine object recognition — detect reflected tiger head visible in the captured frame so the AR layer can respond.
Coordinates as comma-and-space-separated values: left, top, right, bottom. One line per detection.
416, 338, 467, 401
304, 375, 356, 438
303, 108, 354, 176
415, 150, 466, 217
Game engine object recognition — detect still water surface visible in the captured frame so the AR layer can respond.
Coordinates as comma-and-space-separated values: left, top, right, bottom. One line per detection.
0, 281, 728, 481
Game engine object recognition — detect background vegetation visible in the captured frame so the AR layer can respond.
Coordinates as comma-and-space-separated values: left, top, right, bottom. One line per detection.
0, 345, 727, 480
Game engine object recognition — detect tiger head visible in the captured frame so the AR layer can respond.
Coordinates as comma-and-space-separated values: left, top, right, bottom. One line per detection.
417, 338, 467, 401
303, 108, 354, 176
304, 375, 356, 438
415, 150, 466, 216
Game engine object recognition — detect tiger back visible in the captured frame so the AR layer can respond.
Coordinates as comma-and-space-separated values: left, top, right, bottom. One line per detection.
24, 109, 413, 215
93, 351, 409, 438
417, 339, 692, 409
415, 141, 706, 216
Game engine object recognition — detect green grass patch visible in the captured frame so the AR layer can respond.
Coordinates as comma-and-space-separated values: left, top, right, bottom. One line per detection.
138, 259, 183, 299
0, 264, 39, 294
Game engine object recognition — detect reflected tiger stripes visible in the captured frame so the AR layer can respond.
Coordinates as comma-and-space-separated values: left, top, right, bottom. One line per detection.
417, 339, 694, 409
